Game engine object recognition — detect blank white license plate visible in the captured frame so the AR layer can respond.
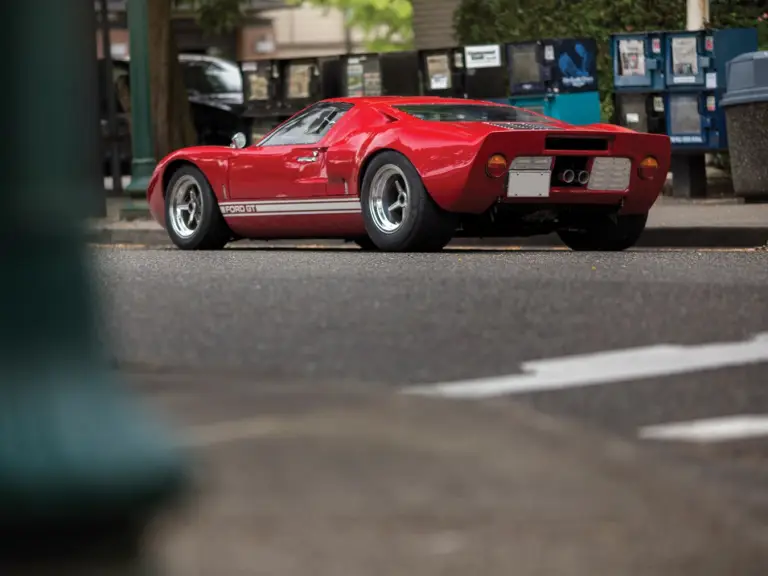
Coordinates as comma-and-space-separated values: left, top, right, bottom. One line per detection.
507, 170, 551, 198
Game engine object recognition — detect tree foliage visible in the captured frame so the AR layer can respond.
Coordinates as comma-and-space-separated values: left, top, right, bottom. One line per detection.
454, 0, 767, 121
288, 0, 413, 51
195, 0, 244, 35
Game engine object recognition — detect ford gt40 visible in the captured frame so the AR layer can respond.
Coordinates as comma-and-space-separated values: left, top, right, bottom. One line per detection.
146, 96, 671, 251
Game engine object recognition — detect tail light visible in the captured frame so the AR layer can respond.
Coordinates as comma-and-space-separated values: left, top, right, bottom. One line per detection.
638, 156, 659, 180
486, 154, 508, 178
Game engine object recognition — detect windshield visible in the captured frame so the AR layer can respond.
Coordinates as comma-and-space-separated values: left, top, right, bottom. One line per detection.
182, 61, 243, 95
393, 103, 553, 123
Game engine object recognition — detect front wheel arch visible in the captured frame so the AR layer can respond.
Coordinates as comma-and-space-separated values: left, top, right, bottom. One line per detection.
162, 159, 198, 199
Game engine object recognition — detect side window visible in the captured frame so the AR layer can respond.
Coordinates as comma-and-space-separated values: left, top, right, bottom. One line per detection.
259, 104, 352, 147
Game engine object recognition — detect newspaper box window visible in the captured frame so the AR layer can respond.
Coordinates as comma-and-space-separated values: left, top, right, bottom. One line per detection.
288, 63, 312, 99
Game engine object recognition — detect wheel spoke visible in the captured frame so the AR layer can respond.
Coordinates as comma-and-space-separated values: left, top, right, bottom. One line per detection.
168, 175, 206, 239
367, 164, 410, 234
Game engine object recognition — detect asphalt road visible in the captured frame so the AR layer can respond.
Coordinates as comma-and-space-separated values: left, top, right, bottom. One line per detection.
95, 247, 768, 477
96, 247, 767, 380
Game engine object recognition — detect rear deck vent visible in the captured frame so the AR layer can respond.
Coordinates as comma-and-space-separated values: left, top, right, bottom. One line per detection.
545, 137, 609, 151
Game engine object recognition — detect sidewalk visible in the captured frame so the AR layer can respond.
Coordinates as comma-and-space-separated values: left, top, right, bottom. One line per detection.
133, 376, 768, 575
89, 195, 768, 248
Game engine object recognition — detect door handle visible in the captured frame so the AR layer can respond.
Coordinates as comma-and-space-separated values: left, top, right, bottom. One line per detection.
296, 150, 319, 163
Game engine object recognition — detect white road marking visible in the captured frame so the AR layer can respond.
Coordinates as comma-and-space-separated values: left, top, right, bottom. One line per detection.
639, 415, 768, 443
404, 332, 768, 398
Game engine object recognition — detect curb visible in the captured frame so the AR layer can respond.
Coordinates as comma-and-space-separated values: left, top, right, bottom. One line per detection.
88, 226, 768, 249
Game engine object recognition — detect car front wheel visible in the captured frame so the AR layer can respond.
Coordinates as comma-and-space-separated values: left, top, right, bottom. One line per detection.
361, 151, 457, 252
165, 165, 231, 250
557, 213, 648, 251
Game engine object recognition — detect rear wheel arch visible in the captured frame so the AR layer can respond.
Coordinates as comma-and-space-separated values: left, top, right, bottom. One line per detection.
358, 148, 415, 198
359, 150, 457, 251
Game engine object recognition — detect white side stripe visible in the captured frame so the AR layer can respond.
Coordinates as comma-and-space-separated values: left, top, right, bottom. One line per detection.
246, 201, 360, 213
404, 332, 768, 398
639, 416, 768, 443
225, 209, 361, 218
219, 198, 357, 206
219, 198, 362, 217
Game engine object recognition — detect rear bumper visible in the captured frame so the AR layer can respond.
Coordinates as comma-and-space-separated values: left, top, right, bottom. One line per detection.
437, 130, 670, 215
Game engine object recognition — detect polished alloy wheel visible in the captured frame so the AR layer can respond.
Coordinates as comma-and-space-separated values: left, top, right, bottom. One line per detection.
368, 164, 410, 233
168, 174, 203, 239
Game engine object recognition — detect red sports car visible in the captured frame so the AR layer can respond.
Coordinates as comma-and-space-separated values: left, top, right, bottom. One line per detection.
147, 96, 671, 251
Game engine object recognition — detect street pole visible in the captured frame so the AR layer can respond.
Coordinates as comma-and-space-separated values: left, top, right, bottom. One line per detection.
0, 0, 187, 572
123, 0, 155, 217
686, 0, 710, 30
674, 0, 710, 198
101, 0, 124, 198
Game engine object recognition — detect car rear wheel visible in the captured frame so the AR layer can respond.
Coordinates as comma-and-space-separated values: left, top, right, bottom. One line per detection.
361, 151, 457, 251
165, 165, 231, 250
557, 213, 648, 251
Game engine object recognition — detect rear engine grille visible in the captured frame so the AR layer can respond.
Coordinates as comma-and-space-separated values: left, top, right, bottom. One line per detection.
545, 137, 609, 151
485, 121, 563, 131
587, 158, 631, 191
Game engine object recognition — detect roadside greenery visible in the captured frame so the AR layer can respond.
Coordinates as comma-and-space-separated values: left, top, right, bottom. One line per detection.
287, 0, 414, 51
454, 0, 768, 122
193, 0, 414, 51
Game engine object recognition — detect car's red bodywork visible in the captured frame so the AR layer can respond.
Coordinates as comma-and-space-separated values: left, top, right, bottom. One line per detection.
147, 96, 671, 240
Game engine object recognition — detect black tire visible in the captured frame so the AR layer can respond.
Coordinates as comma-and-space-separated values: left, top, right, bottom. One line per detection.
360, 151, 457, 252
557, 213, 648, 251
353, 236, 378, 250
165, 165, 231, 250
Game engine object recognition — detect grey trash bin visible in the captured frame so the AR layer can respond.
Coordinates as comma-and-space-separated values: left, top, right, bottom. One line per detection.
721, 50, 768, 201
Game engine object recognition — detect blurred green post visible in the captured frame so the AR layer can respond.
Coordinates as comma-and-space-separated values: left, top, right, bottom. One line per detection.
122, 0, 155, 218
0, 0, 186, 571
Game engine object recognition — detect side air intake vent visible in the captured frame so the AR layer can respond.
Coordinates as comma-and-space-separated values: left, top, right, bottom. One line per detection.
545, 137, 609, 151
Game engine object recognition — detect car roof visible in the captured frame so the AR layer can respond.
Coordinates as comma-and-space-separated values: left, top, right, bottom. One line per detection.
178, 53, 240, 69
321, 96, 512, 108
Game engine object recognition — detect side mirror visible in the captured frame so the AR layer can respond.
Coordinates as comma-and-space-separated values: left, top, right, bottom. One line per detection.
230, 132, 247, 149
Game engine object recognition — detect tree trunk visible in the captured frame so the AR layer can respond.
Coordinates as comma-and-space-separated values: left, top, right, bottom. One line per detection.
146, 0, 197, 160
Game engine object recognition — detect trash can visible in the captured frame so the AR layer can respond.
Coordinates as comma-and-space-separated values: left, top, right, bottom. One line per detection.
720, 50, 768, 201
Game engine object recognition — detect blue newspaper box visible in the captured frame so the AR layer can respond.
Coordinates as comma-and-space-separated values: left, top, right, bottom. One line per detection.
610, 31, 667, 135
505, 38, 601, 124
663, 27, 758, 197
663, 28, 758, 152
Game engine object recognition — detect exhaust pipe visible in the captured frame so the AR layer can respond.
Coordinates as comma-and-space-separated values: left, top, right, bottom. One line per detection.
560, 169, 575, 183
577, 170, 589, 185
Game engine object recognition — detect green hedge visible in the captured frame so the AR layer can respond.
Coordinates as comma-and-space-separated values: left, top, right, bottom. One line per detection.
453, 0, 768, 122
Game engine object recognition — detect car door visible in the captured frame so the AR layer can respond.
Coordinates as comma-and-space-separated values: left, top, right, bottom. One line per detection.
227, 103, 352, 203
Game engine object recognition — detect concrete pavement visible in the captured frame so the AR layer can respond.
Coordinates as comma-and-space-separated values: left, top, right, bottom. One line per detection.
131, 379, 768, 575
91, 247, 768, 573
88, 196, 768, 248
